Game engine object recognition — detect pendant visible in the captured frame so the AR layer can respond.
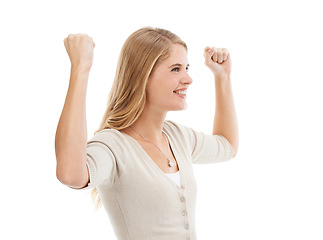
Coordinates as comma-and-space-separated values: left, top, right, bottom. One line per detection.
168, 158, 174, 168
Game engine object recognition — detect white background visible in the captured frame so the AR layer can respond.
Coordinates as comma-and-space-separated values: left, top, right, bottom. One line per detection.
1, 0, 322, 239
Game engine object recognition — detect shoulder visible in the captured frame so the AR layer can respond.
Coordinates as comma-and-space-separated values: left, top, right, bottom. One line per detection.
87, 128, 126, 154
89, 128, 125, 142
164, 120, 195, 141
163, 120, 184, 134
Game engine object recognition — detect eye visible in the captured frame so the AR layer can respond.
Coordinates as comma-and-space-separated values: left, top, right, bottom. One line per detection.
171, 67, 180, 72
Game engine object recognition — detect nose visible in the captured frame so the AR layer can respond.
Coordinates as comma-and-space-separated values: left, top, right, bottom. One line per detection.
182, 72, 193, 86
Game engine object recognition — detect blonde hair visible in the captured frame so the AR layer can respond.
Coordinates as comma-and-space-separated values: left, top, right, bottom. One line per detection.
91, 27, 187, 209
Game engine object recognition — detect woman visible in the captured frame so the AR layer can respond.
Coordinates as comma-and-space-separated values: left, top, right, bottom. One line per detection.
55, 27, 238, 240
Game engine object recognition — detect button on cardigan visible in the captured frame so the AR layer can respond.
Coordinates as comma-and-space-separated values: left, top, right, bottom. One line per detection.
80, 120, 235, 240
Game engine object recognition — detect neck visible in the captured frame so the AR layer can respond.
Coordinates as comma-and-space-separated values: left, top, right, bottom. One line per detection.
130, 104, 167, 143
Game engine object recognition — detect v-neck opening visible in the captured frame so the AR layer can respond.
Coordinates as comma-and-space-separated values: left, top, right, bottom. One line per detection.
120, 126, 184, 190
165, 170, 179, 175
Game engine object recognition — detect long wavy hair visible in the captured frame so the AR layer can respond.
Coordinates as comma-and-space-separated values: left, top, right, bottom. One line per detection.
91, 27, 187, 209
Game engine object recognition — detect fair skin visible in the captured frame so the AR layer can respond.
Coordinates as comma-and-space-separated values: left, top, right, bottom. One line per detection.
204, 46, 239, 155
55, 34, 238, 188
121, 44, 238, 174
55, 34, 95, 188
121, 44, 192, 173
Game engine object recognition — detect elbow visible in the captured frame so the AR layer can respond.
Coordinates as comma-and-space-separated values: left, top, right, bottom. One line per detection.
56, 169, 71, 186
229, 142, 238, 158
232, 150, 238, 158
56, 165, 89, 189
233, 146, 239, 158
56, 168, 73, 187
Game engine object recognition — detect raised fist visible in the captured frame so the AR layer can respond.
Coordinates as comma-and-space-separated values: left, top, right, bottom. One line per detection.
64, 34, 95, 71
204, 47, 231, 80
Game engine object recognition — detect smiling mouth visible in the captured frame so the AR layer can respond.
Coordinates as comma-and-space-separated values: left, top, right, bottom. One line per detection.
173, 90, 186, 95
173, 90, 187, 97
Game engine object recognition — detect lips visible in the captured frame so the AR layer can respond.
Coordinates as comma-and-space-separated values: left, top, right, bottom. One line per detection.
173, 88, 187, 98
173, 88, 187, 94
174, 90, 186, 95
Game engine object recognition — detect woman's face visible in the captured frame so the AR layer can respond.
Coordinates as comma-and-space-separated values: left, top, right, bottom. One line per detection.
145, 44, 193, 113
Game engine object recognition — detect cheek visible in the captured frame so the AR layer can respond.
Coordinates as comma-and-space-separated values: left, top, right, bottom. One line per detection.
145, 81, 162, 101
146, 74, 177, 99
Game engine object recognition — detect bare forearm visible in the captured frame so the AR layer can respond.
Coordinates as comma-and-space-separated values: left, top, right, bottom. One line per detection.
55, 67, 89, 187
213, 76, 239, 156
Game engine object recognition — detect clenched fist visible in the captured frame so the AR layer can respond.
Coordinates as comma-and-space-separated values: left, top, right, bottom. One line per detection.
64, 34, 96, 71
204, 47, 231, 80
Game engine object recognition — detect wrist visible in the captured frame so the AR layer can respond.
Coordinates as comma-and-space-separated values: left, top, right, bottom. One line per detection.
69, 66, 90, 85
71, 64, 91, 74
214, 74, 230, 82
214, 75, 232, 91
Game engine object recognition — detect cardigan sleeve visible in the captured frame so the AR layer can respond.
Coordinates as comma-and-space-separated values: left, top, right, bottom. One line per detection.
189, 128, 235, 164
79, 132, 118, 190
165, 120, 235, 164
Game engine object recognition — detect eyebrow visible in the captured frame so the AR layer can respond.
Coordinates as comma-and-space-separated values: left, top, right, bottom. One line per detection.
169, 63, 190, 68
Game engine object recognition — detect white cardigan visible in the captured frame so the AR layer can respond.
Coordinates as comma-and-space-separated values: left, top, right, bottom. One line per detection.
80, 120, 235, 240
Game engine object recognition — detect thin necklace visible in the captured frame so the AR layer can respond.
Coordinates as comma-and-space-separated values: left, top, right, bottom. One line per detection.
130, 126, 174, 168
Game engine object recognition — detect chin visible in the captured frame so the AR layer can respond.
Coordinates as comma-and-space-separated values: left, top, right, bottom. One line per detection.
169, 104, 187, 111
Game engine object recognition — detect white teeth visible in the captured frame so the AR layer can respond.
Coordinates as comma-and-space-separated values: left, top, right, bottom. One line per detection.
174, 90, 187, 95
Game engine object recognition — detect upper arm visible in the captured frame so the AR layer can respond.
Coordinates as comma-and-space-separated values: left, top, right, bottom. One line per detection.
190, 130, 235, 164
164, 120, 235, 164
56, 150, 89, 188
77, 139, 117, 190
